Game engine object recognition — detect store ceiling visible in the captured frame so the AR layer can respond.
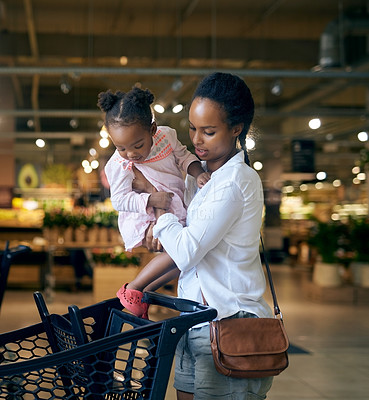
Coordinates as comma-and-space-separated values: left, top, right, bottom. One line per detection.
1, 0, 369, 186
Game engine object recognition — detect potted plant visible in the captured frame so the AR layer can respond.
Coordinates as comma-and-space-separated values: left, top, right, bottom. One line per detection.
43, 209, 70, 244
308, 219, 350, 287
349, 217, 369, 287
94, 211, 119, 243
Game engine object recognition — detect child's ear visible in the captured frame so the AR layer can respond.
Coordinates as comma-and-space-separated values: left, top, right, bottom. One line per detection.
150, 121, 157, 135
232, 123, 244, 138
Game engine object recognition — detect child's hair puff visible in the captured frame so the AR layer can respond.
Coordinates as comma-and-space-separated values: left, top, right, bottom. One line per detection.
97, 87, 155, 130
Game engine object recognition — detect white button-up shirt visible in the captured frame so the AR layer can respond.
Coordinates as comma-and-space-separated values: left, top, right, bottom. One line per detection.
154, 151, 273, 320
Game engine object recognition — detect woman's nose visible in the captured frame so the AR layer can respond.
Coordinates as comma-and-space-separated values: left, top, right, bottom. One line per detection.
191, 130, 201, 146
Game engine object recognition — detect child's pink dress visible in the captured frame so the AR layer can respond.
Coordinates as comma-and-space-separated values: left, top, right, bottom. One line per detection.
104, 126, 199, 251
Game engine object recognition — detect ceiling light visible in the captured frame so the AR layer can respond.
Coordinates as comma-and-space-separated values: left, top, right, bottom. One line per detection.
172, 104, 183, 114
309, 118, 321, 130
82, 159, 90, 168
270, 80, 283, 96
84, 165, 93, 174
253, 161, 263, 170
99, 137, 110, 148
353, 177, 360, 184
35, 138, 45, 148
60, 76, 72, 94
91, 160, 99, 169
357, 131, 368, 142
283, 185, 294, 193
246, 137, 255, 150
352, 166, 360, 174
332, 179, 341, 187
89, 148, 97, 157
120, 56, 128, 66
316, 171, 326, 180
357, 172, 366, 180
27, 119, 34, 129
315, 182, 324, 189
300, 184, 308, 191
69, 118, 79, 129
154, 104, 165, 114
100, 126, 109, 138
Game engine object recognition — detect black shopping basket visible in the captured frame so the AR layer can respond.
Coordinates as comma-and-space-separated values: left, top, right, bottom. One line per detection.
0, 291, 217, 400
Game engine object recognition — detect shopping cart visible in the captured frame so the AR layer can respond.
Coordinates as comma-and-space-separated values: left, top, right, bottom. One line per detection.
0, 290, 217, 399
0, 241, 31, 312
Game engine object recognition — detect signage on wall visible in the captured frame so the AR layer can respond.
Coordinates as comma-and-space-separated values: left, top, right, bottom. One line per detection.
17, 163, 40, 189
291, 139, 315, 173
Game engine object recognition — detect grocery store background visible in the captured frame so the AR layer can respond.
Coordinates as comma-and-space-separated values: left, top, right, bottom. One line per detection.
0, 1, 369, 399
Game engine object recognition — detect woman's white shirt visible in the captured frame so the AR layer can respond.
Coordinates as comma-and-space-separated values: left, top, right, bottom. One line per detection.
153, 151, 273, 320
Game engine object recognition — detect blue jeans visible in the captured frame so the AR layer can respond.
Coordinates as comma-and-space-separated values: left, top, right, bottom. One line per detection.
174, 311, 273, 399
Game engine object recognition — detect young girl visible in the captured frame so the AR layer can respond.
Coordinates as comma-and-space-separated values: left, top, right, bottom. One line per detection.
140, 72, 274, 399
98, 87, 210, 318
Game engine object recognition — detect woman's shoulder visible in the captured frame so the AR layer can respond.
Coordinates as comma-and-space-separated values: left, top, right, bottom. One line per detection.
212, 161, 262, 200
218, 154, 261, 183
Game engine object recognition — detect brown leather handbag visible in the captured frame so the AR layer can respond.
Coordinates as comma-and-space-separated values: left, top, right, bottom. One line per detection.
209, 237, 289, 378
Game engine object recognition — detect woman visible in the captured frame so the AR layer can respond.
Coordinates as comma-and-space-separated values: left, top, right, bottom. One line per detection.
135, 72, 273, 399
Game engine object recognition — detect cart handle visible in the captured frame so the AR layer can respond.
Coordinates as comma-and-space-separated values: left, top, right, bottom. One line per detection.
142, 291, 209, 313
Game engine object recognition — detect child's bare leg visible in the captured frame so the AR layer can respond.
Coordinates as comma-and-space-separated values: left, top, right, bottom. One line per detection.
126, 252, 177, 291
144, 267, 180, 292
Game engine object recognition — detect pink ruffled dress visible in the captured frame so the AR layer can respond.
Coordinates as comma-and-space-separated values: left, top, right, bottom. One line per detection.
104, 126, 199, 251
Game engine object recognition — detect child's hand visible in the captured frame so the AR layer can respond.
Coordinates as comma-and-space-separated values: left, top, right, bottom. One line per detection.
154, 207, 166, 220
148, 191, 174, 210
145, 222, 163, 252
196, 171, 211, 188
132, 166, 155, 193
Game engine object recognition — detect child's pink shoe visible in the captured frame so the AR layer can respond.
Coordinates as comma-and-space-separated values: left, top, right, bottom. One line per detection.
116, 283, 149, 319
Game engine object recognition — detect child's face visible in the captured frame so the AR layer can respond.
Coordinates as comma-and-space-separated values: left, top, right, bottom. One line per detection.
109, 123, 155, 163
189, 98, 241, 170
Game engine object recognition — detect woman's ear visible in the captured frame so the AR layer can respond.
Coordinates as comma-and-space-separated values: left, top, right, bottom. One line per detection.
232, 123, 244, 138
150, 121, 157, 135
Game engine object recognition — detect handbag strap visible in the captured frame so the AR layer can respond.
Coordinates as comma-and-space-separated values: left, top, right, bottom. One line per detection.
260, 235, 282, 319
199, 235, 283, 320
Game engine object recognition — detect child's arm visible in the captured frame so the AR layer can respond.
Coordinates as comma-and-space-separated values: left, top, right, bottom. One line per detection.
187, 161, 211, 188
132, 168, 174, 211
165, 127, 211, 188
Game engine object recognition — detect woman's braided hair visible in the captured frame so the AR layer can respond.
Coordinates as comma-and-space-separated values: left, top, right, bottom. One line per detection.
97, 87, 154, 130
192, 72, 254, 166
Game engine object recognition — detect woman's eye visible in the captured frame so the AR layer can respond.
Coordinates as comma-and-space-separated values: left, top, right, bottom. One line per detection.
135, 144, 144, 149
204, 131, 215, 136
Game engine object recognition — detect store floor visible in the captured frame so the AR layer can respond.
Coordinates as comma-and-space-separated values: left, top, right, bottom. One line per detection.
1, 264, 369, 400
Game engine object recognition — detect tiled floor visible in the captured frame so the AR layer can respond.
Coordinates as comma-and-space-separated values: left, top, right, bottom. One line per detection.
1, 264, 368, 399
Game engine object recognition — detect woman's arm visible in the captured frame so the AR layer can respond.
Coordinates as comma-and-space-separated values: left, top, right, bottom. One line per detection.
154, 181, 260, 271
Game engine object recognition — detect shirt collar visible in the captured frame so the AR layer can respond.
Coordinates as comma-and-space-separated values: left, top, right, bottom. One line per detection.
208, 150, 244, 177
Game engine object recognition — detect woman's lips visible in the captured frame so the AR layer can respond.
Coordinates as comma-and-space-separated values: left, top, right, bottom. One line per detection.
195, 148, 208, 158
